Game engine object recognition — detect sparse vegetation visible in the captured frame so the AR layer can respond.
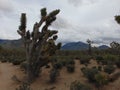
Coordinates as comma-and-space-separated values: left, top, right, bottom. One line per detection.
16, 83, 32, 90
95, 73, 109, 87
103, 65, 116, 74
81, 67, 99, 83
49, 68, 59, 83
70, 81, 92, 90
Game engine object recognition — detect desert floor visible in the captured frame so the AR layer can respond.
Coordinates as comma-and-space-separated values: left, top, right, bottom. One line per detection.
0, 60, 120, 90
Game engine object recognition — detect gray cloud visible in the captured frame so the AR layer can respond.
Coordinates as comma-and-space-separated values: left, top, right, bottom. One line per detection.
52, 16, 71, 29
0, 0, 13, 15
0, 0, 120, 46
67, 0, 98, 7
94, 37, 120, 46
52, 14, 120, 46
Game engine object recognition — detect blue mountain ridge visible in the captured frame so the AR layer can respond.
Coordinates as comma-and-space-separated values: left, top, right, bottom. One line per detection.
61, 41, 109, 50
0, 39, 109, 50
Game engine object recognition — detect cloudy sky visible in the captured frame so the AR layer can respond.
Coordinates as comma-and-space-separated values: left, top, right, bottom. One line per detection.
0, 0, 120, 45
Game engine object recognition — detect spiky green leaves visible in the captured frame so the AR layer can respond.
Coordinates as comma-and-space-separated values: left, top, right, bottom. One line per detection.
46, 17, 56, 25
41, 8, 47, 17
49, 9, 60, 17
46, 9, 60, 25
115, 15, 120, 24
19, 13, 26, 33
53, 35, 58, 40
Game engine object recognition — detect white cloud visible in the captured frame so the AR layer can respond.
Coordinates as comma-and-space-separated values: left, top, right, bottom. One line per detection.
0, 0, 120, 45
68, 0, 98, 7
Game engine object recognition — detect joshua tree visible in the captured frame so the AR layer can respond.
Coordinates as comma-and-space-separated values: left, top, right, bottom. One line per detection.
115, 15, 120, 24
87, 39, 93, 55
110, 41, 120, 49
110, 41, 120, 54
17, 8, 61, 83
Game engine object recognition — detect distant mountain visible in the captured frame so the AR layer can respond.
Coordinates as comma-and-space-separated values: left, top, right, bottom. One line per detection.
98, 45, 109, 49
61, 41, 109, 50
0, 39, 109, 50
0, 39, 8, 43
0, 39, 23, 48
61, 41, 89, 50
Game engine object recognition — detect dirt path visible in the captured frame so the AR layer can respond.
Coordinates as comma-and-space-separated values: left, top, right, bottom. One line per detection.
0, 62, 22, 90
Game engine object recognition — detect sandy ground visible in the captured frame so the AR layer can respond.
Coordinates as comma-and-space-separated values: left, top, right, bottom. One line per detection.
0, 60, 120, 90
0, 62, 24, 90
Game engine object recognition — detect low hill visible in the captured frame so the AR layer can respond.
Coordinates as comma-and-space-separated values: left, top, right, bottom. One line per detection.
98, 45, 109, 49
61, 41, 109, 50
0, 39, 109, 50
61, 41, 89, 50
0, 39, 23, 48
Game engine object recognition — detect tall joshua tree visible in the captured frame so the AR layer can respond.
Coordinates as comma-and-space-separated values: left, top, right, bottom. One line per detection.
87, 39, 93, 55
17, 8, 61, 83
113, 15, 120, 54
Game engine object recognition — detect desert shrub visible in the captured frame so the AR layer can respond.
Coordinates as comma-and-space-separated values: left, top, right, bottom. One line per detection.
66, 64, 75, 73
66, 59, 75, 73
98, 66, 102, 71
53, 62, 63, 69
66, 59, 75, 65
103, 54, 118, 65
79, 56, 91, 65
95, 56, 104, 64
49, 68, 59, 83
16, 83, 32, 90
1, 59, 7, 63
60, 60, 67, 66
12, 60, 23, 65
70, 80, 92, 90
103, 65, 116, 74
95, 73, 109, 87
52, 56, 74, 66
81, 67, 99, 83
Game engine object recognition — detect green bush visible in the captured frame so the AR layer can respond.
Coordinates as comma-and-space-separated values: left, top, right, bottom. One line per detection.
98, 66, 102, 71
66, 64, 75, 73
81, 67, 99, 83
53, 62, 63, 69
1, 59, 7, 63
12, 60, 22, 65
66, 59, 75, 65
16, 83, 32, 90
103, 54, 118, 65
95, 73, 109, 87
103, 65, 116, 74
79, 56, 91, 65
49, 68, 59, 83
95, 56, 104, 64
70, 81, 92, 90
